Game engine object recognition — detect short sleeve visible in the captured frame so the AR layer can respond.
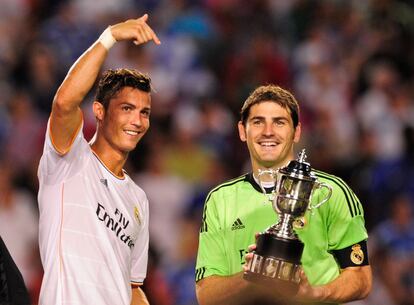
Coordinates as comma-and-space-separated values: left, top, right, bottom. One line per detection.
195, 192, 229, 282
131, 198, 149, 285
38, 118, 90, 185
325, 178, 368, 251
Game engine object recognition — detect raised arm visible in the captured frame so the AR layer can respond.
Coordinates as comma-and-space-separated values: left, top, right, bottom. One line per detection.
50, 14, 160, 154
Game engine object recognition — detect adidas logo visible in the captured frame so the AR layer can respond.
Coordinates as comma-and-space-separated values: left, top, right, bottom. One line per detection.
231, 218, 245, 230
100, 178, 108, 188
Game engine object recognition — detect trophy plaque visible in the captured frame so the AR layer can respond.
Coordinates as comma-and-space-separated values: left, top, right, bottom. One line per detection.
243, 149, 332, 294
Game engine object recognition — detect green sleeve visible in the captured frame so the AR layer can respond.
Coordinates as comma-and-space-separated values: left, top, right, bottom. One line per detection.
326, 179, 368, 251
195, 192, 228, 281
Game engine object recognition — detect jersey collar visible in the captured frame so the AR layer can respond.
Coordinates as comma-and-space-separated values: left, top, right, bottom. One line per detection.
245, 172, 274, 194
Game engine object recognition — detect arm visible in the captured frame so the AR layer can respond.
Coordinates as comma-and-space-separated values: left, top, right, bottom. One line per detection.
196, 273, 263, 305
131, 285, 150, 305
196, 193, 263, 305
296, 265, 372, 303
50, 14, 160, 154
243, 242, 372, 304
296, 177, 372, 303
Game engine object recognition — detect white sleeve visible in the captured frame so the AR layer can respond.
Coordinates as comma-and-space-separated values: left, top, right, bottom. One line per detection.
38, 118, 90, 185
130, 197, 149, 285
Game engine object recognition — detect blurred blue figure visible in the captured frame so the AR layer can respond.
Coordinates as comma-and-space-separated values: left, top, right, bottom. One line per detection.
370, 195, 414, 305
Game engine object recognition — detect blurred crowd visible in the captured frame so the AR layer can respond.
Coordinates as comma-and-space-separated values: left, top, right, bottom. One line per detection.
0, 0, 413, 304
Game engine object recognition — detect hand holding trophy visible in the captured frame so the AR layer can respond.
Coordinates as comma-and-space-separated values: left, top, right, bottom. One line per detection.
243, 149, 332, 294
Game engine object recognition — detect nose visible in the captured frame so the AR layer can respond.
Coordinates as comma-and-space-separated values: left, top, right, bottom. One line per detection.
131, 113, 143, 128
262, 122, 274, 136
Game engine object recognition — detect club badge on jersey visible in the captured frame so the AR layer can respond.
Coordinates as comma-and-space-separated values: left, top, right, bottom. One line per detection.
350, 244, 364, 265
134, 206, 141, 225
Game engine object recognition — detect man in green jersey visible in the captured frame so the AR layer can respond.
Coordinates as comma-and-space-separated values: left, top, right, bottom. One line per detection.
195, 85, 372, 305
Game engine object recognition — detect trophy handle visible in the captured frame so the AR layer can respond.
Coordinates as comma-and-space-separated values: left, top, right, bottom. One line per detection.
309, 182, 332, 210
257, 169, 278, 198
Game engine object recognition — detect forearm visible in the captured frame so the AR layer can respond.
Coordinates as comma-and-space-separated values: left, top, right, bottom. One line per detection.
54, 38, 109, 110
131, 286, 150, 305
49, 34, 109, 153
305, 266, 372, 303
196, 273, 263, 305
54, 15, 160, 111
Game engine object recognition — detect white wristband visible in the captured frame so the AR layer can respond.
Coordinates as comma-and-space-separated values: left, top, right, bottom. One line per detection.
98, 27, 116, 50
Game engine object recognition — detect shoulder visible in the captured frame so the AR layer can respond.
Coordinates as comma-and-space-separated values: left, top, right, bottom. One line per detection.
312, 169, 353, 194
205, 174, 249, 202
38, 135, 92, 184
125, 173, 147, 199
312, 169, 363, 218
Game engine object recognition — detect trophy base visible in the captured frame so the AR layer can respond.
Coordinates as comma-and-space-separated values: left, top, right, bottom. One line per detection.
255, 232, 304, 262
244, 268, 300, 295
243, 233, 303, 295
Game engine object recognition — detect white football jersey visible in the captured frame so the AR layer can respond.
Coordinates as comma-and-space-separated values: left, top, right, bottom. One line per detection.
37, 121, 149, 305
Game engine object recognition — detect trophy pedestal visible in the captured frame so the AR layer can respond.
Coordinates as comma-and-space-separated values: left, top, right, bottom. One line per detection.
243, 232, 303, 295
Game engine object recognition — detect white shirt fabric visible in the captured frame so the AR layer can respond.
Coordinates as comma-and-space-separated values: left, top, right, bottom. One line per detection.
37, 121, 149, 305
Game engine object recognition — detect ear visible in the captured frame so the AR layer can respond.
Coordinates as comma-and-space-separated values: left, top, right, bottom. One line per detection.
238, 121, 247, 142
293, 122, 302, 143
93, 101, 105, 122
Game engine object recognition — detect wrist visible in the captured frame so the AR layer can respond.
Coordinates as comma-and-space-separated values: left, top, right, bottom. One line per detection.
314, 285, 330, 301
98, 27, 117, 50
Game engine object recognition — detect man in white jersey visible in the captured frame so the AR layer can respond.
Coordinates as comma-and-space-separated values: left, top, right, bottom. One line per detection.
37, 15, 161, 305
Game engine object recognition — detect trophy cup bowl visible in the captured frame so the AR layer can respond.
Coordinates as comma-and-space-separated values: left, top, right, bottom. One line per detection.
243, 149, 332, 294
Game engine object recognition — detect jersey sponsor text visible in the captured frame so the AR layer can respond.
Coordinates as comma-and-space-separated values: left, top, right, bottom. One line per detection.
96, 202, 135, 249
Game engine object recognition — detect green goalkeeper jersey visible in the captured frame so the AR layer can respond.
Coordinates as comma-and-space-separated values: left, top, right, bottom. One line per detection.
195, 171, 368, 287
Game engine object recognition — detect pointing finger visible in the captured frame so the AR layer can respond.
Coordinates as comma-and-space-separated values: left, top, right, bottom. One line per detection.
146, 25, 161, 45
139, 15, 161, 45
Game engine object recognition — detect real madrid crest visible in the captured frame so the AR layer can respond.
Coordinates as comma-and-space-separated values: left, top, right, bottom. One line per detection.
350, 244, 364, 265
134, 206, 141, 225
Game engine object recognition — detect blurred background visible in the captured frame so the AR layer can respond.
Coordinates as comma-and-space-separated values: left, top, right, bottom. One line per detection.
0, 0, 413, 304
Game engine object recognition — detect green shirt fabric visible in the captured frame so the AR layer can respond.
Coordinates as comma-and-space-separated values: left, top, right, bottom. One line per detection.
195, 171, 368, 287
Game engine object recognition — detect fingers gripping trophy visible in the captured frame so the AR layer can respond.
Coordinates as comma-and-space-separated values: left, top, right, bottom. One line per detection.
244, 149, 332, 294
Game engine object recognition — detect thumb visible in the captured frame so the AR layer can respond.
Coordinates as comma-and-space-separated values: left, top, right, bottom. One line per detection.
298, 268, 309, 286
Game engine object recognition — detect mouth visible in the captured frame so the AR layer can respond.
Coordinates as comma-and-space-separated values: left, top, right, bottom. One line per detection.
258, 141, 278, 148
124, 130, 141, 137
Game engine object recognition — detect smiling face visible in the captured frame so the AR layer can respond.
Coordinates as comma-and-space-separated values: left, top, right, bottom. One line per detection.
94, 86, 151, 155
238, 101, 301, 174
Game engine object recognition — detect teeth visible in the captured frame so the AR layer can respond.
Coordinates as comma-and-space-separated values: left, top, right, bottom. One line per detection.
125, 130, 138, 136
260, 142, 276, 147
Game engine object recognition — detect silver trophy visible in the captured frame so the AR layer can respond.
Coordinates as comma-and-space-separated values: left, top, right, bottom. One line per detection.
244, 149, 332, 293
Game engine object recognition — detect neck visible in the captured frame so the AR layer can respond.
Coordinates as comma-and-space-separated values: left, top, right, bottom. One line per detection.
90, 140, 128, 178
252, 159, 293, 182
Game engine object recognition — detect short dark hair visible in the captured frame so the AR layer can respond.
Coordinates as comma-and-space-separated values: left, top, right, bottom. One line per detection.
95, 68, 152, 109
240, 85, 300, 128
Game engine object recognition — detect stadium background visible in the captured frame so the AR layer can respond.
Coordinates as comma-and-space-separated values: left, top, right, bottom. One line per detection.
0, 0, 413, 304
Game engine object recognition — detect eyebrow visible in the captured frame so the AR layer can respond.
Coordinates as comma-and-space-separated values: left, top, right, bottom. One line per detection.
120, 102, 136, 108
249, 116, 289, 121
120, 102, 151, 111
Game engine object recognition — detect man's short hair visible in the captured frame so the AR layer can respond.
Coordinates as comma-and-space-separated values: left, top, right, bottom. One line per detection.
95, 68, 152, 109
240, 85, 300, 128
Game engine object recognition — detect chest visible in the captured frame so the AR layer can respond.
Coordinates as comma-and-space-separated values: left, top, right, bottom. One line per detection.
217, 190, 329, 270
61, 160, 144, 249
